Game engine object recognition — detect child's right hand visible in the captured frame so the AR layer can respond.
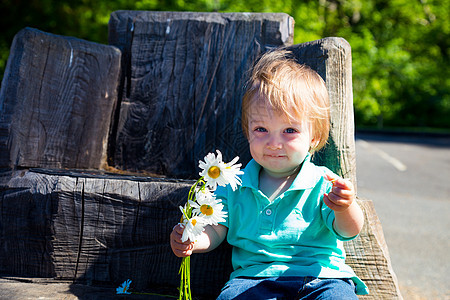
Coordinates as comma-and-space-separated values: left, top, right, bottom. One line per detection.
170, 224, 195, 257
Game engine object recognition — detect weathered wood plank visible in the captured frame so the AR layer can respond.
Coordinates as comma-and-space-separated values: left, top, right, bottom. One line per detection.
108, 11, 294, 178
346, 199, 403, 299
0, 169, 401, 298
0, 169, 232, 298
0, 183, 55, 277
289, 38, 357, 189
0, 27, 121, 170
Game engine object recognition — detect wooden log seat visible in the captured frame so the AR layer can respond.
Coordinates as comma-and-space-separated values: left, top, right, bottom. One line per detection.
0, 168, 401, 299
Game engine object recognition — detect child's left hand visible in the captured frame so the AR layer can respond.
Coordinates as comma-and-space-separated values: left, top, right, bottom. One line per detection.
323, 173, 355, 213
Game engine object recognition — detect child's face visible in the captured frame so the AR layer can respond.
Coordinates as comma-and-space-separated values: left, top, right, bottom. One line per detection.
247, 100, 313, 178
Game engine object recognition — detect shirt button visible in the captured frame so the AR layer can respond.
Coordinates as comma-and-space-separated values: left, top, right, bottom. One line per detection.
265, 209, 272, 216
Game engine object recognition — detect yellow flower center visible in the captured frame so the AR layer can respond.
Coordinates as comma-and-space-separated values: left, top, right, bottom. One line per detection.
200, 204, 214, 216
191, 219, 197, 226
208, 166, 221, 179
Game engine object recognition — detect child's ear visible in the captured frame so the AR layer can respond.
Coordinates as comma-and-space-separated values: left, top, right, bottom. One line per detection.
310, 136, 320, 150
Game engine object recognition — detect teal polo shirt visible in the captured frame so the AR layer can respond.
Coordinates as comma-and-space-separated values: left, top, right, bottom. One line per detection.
216, 154, 368, 295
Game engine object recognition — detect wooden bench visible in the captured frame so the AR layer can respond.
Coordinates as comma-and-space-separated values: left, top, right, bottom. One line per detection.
0, 11, 402, 299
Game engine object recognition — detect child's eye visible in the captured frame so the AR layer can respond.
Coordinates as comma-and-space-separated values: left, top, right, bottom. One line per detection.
254, 127, 267, 133
284, 128, 298, 133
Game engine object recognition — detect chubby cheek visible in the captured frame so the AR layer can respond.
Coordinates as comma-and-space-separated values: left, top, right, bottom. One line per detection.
285, 140, 310, 162
248, 136, 265, 160
291, 151, 308, 165
248, 139, 262, 158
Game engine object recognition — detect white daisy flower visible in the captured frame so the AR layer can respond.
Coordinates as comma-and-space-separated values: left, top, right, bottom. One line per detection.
179, 206, 206, 243
199, 150, 243, 191
194, 187, 216, 203
189, 190, 228, 226
222, 155, 244, 191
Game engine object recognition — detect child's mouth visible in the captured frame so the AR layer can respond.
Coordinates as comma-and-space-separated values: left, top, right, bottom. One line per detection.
264, 154, 286, 158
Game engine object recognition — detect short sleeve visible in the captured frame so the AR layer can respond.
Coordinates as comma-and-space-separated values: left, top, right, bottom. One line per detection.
214, 185, 229, 228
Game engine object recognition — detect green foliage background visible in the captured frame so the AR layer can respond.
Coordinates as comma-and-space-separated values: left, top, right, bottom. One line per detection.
1, 0, 448, 129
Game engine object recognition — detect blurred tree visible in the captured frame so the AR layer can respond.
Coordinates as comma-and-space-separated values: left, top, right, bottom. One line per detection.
0, 0, 448, 128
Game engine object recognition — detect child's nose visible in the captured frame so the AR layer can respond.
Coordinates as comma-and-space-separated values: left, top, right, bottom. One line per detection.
266, 135, 282, 150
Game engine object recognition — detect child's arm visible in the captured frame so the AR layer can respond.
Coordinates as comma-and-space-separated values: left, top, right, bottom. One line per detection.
323, 174, 364, 238
170, 224, 228, 257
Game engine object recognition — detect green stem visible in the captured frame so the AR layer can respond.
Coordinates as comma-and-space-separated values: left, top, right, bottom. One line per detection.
186, 177, 205, 216
186, 256, 191, 298
178, 177, 205, 300
178, 256, 192, 300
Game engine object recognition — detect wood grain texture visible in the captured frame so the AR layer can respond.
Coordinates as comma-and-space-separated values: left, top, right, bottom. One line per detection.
108, 11, 294, 178
289, 38, 357, 190
0, 170, 401, 299
346, 199, 403, 299
0, 28, 121, 170
0, 169, 232, 298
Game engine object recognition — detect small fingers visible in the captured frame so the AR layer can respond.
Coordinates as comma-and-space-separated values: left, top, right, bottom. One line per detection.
326, 191, 350, 205
324, 172, 338, 183
323, 191, 353, 212
334, 178, 354, 192
323, 193, 343, 212
330, 186, 354, 199
172, 223, 185, 234
325, 173, 353, 188
172, 241, 194, 257
325, 174, 354, 199
174, 242, 194, 257
170, 224, 194, 257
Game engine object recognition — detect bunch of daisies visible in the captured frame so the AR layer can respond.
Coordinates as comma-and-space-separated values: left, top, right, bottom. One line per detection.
178, 150, 243, 300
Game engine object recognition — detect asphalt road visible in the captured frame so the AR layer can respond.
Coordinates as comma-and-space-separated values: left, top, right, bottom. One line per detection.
355, 132, 450, 300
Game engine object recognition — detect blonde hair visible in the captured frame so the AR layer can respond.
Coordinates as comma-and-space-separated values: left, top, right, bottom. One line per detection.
242, 49, 330, 153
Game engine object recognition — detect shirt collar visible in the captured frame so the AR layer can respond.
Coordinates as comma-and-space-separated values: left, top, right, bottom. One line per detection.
241, 159, 261, 190
289, 153, 321, 190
